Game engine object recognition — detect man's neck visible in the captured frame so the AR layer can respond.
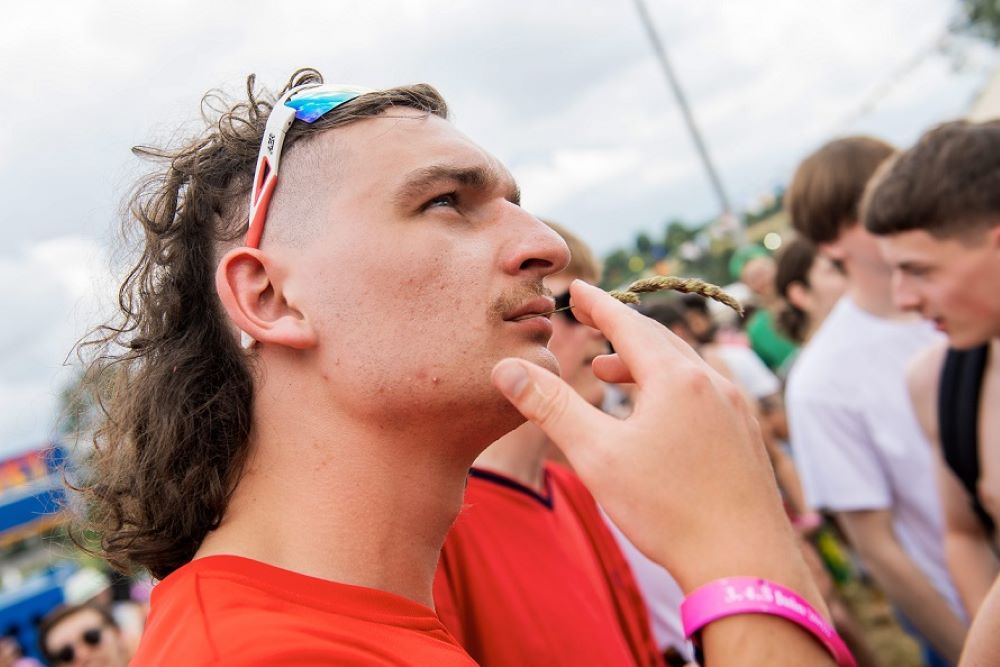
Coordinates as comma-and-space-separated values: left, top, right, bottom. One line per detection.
844, 259, 907, 320
195, 382, 492, 608
473, 422, 550, 493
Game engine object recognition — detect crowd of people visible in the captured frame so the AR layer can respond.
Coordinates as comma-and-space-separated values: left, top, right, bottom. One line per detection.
36, 67, 998, 666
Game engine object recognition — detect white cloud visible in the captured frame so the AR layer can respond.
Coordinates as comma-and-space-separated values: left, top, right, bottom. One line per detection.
517, 147, 642, 212
0, 238, 113, 456
0, 0, 995, 446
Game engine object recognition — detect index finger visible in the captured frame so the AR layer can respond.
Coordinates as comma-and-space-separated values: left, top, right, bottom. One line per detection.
568, 280, 703, 385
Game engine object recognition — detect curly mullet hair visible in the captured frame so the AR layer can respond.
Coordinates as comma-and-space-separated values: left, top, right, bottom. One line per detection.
73, 68, 448, 580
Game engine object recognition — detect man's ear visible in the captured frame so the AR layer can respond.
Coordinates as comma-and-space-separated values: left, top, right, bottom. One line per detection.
215, 247, 318, 350
786, 281, 812, 313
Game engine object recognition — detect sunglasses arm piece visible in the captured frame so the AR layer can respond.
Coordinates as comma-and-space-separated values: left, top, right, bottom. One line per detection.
245, 100, 298, 249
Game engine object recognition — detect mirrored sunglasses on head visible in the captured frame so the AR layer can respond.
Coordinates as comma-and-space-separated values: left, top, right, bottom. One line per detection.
245, 83, 372, 249
53, 627, 103, 664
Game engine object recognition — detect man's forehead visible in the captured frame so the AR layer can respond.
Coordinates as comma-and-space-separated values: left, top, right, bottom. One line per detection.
878, 229, 952, 264
49, 608, 103, 637
325, 110, 516, 195
331, 108, 482, 159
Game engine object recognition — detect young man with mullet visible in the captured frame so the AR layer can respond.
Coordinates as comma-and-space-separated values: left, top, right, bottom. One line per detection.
862, 120, 1000, 641
783, 136, 967, 665
434, 222, 663, 666
78, 68, 846, 666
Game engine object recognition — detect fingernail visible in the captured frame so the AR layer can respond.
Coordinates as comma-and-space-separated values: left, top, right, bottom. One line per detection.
493, 359, 530, 398
572, 279, 599, 293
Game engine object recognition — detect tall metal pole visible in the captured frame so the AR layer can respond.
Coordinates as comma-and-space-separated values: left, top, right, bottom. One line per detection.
631, 0, 739, 237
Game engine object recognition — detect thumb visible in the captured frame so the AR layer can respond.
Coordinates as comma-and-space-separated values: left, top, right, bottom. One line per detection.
492, 358, 609, 460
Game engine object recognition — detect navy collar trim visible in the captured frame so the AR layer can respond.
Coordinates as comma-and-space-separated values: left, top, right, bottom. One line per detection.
469, 467, 554, 509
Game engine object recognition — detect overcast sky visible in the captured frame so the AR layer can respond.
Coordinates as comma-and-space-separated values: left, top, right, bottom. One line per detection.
0, 0, 995, 455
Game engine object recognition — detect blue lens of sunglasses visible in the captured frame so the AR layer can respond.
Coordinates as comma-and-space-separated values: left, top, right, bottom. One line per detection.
286, 88, 368, 123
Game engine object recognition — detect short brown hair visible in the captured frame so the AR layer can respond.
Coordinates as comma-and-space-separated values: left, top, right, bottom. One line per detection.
863, 119, 1000, 238
38, 603, 117, 663
786, 136, 895, 244
73, 69, 448, 580
544, 220, 602, 283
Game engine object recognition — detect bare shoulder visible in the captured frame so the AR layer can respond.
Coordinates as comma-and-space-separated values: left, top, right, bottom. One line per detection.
906, 340, 949, 441
907, 340, 948, 402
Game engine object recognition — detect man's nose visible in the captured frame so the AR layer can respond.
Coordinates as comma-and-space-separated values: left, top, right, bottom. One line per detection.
501, 207, 570, 279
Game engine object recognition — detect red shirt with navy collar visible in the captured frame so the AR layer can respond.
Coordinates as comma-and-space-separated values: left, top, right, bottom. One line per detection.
434, 462, 664, 666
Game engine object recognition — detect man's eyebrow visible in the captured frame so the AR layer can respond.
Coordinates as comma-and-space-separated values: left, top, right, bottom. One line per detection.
394, 164, 521, 207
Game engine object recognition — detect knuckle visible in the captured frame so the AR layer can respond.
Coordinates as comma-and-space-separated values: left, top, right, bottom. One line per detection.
675, 365, 712, 393
721, 382, 743, 406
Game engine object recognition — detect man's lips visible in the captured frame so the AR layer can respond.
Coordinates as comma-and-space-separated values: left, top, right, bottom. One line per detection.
506, 296, 557, 322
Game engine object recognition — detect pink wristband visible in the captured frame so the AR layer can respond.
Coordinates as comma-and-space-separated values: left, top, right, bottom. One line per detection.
680, 577, 856, 667
792, 511, 823, 533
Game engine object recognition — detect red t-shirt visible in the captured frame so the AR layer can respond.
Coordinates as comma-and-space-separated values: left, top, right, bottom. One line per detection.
434, 463, 664, 667
132, 555, 475, 666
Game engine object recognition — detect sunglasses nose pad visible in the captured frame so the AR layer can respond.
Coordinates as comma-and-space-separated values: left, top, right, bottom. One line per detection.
85, 629, 102, 645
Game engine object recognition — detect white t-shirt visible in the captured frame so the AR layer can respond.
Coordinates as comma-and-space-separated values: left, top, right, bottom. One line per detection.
786, 296, 963, 615
716, 344, 781, 399
599, 509, 693, 660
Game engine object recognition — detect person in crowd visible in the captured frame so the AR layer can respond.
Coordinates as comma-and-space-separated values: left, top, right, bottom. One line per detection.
862, 119, 1000, 621
774, 235, 848, 350
641, 297, 880, 665
0, 638, 42, 667
666, 297, 808, 519
76, 67, 842, 665
730, 245, 799, 372
433, 222, 663, 666
784, 135, 967, 665
38, 603, 130, 667
675, 295, 782, 404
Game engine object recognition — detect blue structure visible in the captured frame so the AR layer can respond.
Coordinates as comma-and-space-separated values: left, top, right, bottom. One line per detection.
0, 564, 74, 662
0, 445, 75, 661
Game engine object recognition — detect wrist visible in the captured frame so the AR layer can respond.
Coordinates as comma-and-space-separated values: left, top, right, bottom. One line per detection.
682, 577, 855, 667
664, 520, 817, 599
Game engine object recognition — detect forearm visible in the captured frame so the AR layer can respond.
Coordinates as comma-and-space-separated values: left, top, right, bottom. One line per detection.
702, 612, 835, 666
860, 543, 967, 662
960, 575, 1000, 666
661, 513, 836, 665
760, 426, 811, 518
947, 532, 1000, 616
774, 454, 811, 518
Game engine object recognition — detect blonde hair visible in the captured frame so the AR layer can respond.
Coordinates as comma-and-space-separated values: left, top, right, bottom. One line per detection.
543, 220, 602, 283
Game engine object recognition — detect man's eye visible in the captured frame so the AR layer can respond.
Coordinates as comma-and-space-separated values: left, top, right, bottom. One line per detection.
426, 193, 458, 209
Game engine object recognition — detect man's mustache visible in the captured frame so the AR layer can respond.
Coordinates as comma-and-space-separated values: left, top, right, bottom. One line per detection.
490, 283, 553, 320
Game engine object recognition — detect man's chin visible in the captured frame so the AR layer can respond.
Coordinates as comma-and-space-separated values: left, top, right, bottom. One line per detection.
947, 329, 993, 350
530, 348, 561, 376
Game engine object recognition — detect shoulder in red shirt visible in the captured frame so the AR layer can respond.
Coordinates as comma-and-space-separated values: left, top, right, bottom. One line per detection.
434, 463, 663, 666
133, 555, 474, 666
